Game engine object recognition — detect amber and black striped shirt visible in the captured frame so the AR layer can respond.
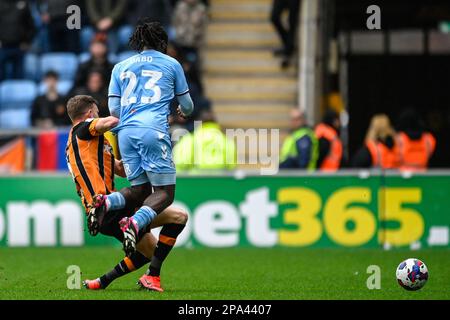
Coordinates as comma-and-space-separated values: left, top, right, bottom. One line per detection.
66, 118, 115, 212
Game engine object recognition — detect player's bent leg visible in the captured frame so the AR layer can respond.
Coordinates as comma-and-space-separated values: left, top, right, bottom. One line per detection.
87, 192, 127, 236
87, 187, 143, 237
83, 233, 157, 290
119, 216, 141, 257
136, 232, 158, 259
142, 184, 175, 214
119, 182, 153, 210
122, 180, 175, 256
138, 206, 187, 293
149, 205, 188, 229
83, 250, 150, 290
116, 173, 152, 256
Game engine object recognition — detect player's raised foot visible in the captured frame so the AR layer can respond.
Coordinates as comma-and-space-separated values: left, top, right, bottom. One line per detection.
119, 217, 139, 257
87, 194, 107, 236
137, 274, 164, 292
82, 278, 103, 290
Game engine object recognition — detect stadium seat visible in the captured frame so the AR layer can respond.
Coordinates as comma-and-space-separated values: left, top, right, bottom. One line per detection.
0, 109, 31, 129
78, 52, 118, 64
40, 53, 79, 81
108, 53, 118, 64
118, 25, 133, 51
80, 26, 95, 52
117, 51, 136, 62
38, 80, 73, 96
0, 80, 37, 111
78, 52, 91, 64
23, 53, 40, 81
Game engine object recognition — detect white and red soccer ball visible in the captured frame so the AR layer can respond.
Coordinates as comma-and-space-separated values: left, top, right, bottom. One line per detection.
396, 258, 429, 291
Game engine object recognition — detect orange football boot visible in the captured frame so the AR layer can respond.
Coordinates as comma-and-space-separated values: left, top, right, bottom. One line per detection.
82, 278, 103, 290
137, 274, 164, 292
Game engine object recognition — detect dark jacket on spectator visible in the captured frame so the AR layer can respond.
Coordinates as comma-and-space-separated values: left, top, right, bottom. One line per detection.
74, 59, 114, 89
86, 0, 128, 28
127, 0, 172, 27
68, 87, 110, 118
351, 136, 396, 168
0, 0, 35, 47
44, 0, 80, 18
31, 94, 71, 127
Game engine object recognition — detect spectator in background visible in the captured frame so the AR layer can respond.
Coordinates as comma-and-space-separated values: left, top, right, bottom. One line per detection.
270, 0, 300, 69
168, 43, 204, 94
74, 33, 114, 89
172, 0, 208, 63
127, 0, 172, 29
0, 0, 36, 80
43, 0, 81, 52
279, 108, 318, 170
351, 114, 398, 169
86, 0, 128, 53
315, 110, 343, 171
31, 71, 70, 128
29, 0, 50, 53
173, 110, 236, 171
70, 70, 110, 117
396, 109, 436, 171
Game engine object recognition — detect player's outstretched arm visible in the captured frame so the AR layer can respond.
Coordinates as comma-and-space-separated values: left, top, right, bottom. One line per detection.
94, 116, 119, 134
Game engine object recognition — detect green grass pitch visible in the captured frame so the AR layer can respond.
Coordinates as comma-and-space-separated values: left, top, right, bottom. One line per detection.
0, 247, 449, 300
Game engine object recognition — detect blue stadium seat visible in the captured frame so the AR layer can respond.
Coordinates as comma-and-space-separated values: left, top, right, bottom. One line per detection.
23, 53, 40, 81
108, 53, 118, 64
0, 109, 31, 129
80, 26, 95, 52
0, 80, 37, 111
118, 25, 133, 51
38, 80, 73, 96
78, 52, 118, 64
117, 51, 136, 62
78, 52, 91, 64
40, 53, 79, 80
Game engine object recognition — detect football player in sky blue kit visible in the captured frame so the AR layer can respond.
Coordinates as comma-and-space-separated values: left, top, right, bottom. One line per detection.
93, 21, 194, 291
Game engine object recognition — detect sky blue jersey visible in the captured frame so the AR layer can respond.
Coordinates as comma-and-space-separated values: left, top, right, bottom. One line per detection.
108, 49, 189, 133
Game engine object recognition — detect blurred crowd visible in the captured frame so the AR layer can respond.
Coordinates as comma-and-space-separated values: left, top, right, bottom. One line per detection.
0, 0, 211, 130
0, 0, 439, 173
280, 108, 436, 172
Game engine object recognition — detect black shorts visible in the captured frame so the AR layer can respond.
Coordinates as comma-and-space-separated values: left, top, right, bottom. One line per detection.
99, 209, 150, 242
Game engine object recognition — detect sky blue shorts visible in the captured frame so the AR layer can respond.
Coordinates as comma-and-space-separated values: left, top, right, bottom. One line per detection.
118, 127, 176, 186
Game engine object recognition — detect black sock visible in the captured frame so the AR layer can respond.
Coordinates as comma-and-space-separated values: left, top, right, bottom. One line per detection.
148, 223, 185, 277
99, 251, 150, 288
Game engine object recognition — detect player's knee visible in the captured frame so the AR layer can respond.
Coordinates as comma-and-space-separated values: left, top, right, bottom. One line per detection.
175, 209, 188, 225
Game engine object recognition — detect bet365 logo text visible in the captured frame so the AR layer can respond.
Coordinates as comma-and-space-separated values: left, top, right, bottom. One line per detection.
0, 201, 83, 246
0, 186, 447, 248
172, 187, 427, 248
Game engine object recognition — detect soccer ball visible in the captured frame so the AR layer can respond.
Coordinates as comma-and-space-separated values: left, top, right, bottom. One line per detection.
396, 258, 429, 291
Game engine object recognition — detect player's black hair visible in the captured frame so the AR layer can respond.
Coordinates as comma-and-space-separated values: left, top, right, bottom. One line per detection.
129, 20, 168, 54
